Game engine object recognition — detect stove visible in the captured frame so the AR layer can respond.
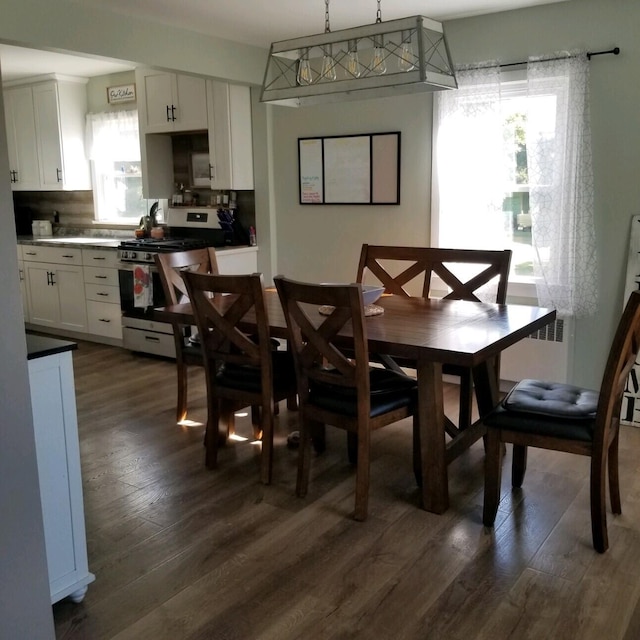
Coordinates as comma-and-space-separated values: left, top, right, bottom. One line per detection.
117, 237, 214, 263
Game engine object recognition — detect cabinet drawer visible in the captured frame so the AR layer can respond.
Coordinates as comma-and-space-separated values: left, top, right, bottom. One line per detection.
21, 245, 83, 265
85, 283, 120, 304
82, 248, 119, 268
83, 266, 119, 287
86, 301, 122, 339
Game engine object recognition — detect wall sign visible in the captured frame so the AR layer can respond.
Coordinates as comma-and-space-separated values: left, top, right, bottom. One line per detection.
298, 132, 400, 205
107, 83, 136, 104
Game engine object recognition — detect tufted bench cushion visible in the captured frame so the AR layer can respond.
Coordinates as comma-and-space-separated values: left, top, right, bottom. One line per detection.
484, 379, 600, 443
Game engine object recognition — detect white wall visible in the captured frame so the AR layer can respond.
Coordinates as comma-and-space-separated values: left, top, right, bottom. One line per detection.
270, 93, 433, 283
269, 0, 640, 390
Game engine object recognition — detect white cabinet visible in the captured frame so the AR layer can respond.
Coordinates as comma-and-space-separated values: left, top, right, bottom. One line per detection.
3, 76, 91, 191
4, 86, 39, 189
207, 81, 254, 190
17, 245, 30, 321
22, 245, 87, 332
216, 246, 258, 274
28, 338, 94, 603
83, 248, 122, 340
137, 69, 208, 133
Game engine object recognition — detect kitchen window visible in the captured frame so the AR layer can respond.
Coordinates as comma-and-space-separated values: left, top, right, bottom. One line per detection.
86, 109, 148, 224
432, 54, 597, 317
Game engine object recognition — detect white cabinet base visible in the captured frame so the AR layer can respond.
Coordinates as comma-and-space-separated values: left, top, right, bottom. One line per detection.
29, 347, 95, 604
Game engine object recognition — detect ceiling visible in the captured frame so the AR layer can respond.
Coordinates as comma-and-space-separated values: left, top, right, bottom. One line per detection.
0, 0, 570, 81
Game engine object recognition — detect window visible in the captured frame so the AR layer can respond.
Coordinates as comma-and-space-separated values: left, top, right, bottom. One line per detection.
86, 109, 148, 223
433, 56, 597, 317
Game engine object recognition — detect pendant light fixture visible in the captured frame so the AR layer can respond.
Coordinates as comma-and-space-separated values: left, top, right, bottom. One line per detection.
260, 0, 457, 107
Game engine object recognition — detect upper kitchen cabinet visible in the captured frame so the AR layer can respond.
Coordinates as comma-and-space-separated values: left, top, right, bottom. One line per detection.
136, 69, 208, 133
207, 81, 254, 190
3, 76, 92, 191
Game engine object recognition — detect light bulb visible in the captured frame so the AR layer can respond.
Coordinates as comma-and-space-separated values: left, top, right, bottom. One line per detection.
321, 46, 337, 81
398, 32, 415, 72
296, 49, 313, 86
346, 40, 361, 78
372, 36, 387, 75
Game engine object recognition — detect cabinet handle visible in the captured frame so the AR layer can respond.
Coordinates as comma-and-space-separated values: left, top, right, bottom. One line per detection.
210, 164, 216, 181
19, 269, 24, 282
25, 251, 37, 256
96, 292, 109, 296
47, 271, 56, 286
56, 168, 63, 183
171, 105, 176, 121
98, 318, 111, 323
94, 275, 108, 279
92, 256, 106, 261
166, 105, 172, 122
10, 169, 17, 183
144, 336, 160, 342
62, 254, 75, 259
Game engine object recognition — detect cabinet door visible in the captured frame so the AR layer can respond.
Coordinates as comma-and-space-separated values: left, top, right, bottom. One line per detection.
25, 263, 59, 327
174, 74, 208, 132
55, 264, 87, 333
141, 71, 176, 133
17, 258, 29, 321
4, 87, 40, 190
33, 83, 65, 190
207, 81, 254, 190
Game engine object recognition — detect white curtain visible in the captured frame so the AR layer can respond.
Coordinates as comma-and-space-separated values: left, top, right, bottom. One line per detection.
433, 64, 504, 252
85, 109, 140, 161
434, 54, 597, 317
527, 54, 597, 317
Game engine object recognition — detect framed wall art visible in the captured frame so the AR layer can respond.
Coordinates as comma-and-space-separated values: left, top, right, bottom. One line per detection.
298, 131, 400, 205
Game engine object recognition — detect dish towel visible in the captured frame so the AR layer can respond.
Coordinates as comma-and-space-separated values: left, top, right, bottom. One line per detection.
133, 264, 153, 308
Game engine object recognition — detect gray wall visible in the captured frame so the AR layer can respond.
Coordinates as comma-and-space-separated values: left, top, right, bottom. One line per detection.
0, 72, 55, 636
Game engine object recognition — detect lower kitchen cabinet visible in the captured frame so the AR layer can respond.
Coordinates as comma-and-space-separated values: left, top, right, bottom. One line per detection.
83, 248, 122, 340
27, 336, 94, 604
25, 261, 87, 332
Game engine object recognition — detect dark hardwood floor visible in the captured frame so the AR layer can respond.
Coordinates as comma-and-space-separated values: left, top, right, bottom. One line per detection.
53, 340, 640, 639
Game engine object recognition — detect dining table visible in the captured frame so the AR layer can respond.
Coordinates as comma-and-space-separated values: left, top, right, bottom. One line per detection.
155, 290, 556, 514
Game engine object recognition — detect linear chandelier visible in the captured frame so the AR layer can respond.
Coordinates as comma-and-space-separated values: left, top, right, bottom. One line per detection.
260, 0, 457, 107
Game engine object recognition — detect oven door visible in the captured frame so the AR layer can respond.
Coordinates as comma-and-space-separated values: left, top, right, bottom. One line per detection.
117, 261, 166, 316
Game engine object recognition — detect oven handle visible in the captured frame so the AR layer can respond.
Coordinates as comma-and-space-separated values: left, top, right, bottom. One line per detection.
117, 261, 158, 273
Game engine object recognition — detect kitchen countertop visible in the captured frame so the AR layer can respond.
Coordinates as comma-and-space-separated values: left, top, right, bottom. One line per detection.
26, 333, 77, 360
17, 237, 258, 252
18, 236, 121, 249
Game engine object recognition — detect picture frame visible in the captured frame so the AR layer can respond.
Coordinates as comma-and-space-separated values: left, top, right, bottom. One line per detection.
298, 131, 401, 205
189, 152, 211, 187
106, 83, 136, 104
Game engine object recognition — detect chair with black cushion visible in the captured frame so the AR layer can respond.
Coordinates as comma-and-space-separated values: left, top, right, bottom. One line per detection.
482, 291, 640, 553
182, 271, 297, 484
356, 244, 512, 435
155, 248, 219, 423
274, 275, 418, 521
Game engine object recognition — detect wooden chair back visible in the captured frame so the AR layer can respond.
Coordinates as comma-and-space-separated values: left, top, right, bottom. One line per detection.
356, 245, 512, 303
155, 247, 219, 305
274, 277, 370, 415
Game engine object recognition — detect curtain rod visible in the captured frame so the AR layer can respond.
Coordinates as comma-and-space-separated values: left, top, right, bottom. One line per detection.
496, 47, 620, 69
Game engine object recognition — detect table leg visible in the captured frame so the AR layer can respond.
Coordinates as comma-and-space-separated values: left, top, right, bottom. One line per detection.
416, 358, 447, 514
472, 357, 500, 417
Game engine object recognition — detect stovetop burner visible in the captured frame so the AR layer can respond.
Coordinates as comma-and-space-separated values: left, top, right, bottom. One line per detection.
118, 236, 215, 263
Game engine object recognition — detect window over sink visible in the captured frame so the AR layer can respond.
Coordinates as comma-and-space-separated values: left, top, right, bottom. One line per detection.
86, 109, 148, 224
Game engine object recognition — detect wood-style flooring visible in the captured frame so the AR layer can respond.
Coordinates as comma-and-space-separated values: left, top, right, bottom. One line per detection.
53, 340, 640, 639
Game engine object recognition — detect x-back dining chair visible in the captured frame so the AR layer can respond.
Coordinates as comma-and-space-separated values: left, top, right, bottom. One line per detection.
483, 290, 640, 553
274, 275, 418, 521
356, 244, 512, 435
155, 247, 219, 423
182, 271, 297, 484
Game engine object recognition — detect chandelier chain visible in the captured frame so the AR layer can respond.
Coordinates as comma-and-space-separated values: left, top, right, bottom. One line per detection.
325, 0, 331, 32
376, 0, 382, 23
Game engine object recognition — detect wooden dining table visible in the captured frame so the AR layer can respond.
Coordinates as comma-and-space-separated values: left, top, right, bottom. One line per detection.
155, 291, 556, 514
